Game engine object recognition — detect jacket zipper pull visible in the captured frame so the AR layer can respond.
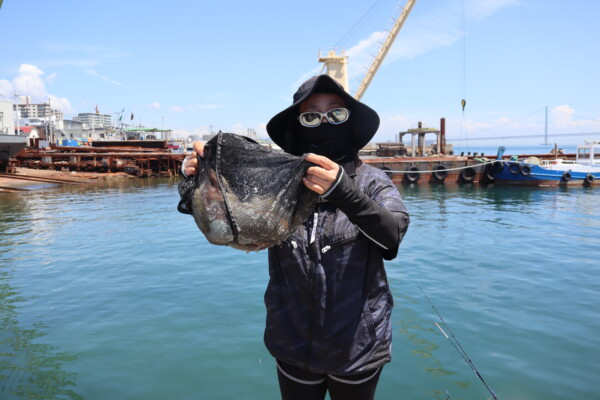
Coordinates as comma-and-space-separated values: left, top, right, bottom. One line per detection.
309, 212, 318, 244
291, 240, 298, 249
321, 245, 331, 254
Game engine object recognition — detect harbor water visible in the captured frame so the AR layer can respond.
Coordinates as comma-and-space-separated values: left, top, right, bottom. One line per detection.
1, 176, 598, 400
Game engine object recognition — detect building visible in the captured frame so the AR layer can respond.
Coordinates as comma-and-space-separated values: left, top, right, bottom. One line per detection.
0, 100, 15, 135
14, 97, 64, 121
1, 100, 28, 165
74, 112, 112, 128
63, 119, 85, 131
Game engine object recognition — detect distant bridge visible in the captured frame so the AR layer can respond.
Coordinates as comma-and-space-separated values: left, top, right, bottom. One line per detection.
447, 132, 600, 141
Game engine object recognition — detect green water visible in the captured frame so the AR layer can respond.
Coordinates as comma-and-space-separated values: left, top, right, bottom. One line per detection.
1, 179, 598, 399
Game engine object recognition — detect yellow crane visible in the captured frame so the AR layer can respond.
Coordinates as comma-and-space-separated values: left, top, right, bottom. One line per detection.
320, 0, 417, 100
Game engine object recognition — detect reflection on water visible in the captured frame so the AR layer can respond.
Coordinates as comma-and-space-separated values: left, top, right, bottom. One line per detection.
394, 289, 474, 400
0, 270, 82, 400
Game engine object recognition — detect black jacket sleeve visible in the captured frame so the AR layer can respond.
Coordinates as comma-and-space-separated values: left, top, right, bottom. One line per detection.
323, 167, 410, 260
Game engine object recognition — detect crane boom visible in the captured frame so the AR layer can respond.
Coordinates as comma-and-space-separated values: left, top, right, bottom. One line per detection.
354, 0, 417, 100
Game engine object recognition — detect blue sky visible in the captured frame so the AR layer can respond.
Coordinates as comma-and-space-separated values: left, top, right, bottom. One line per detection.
1, 0, 599, 147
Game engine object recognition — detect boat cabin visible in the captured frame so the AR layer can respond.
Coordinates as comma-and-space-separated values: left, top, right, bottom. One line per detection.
576, 140, 600, 165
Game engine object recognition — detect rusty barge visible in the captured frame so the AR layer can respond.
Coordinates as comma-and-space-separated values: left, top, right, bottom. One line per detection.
361, 119, 574, 185
7, 139, 185, 177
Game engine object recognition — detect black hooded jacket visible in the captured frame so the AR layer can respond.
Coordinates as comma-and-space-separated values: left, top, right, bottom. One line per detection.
264, 158, 410, 375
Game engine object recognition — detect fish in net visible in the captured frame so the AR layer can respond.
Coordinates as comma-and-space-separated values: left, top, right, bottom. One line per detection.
178, 132, 318, 251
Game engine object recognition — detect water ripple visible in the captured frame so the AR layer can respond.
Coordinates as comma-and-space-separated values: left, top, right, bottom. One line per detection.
1, 180, 598, 400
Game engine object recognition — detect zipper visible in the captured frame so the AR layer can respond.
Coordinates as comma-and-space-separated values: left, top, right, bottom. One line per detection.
305, 257, 315, 370
321, 236, 356, 254
305, 212, 319, 369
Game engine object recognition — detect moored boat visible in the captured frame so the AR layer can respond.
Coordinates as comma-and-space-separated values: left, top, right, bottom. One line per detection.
492, 140, 600, 186
364, 155, 492, 185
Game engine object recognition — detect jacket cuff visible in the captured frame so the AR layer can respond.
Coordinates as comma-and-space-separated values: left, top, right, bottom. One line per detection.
181, 156, 189, 177
321, 166, 344, 198
322, 168, 403, 253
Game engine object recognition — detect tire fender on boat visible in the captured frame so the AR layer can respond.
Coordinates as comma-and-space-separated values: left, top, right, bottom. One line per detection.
585, 173, 594, 184
562, 171, 572, 181
492, 160, 505, 174
380, 166, 393, 178
509, 162, 520, 174
483, 163, 496, 181
519, 164, 532, 176
405, 165, 420, 183
460, 166, 476, 182
433, 165, 448, 182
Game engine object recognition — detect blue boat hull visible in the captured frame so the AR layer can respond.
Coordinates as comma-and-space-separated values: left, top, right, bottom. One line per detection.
493, 161, 600, 186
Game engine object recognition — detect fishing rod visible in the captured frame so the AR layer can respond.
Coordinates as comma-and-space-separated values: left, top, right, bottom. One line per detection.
417, 284, 500, 400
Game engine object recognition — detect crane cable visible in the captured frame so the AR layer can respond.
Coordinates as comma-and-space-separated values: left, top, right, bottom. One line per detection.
334, 0, 388, 50
459, 0, 469, 152
319, 0, 388, 76
461, 0, 466, 110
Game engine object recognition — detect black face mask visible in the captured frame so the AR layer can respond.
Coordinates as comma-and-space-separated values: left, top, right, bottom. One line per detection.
298, 122, 353, 163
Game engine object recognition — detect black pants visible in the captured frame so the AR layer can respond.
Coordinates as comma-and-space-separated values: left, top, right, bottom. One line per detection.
276, 360, 382, 400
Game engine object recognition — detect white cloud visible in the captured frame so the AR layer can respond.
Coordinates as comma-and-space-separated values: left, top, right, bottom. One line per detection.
84, 68, 123, 86
102, 76, 122, 86
13, 64, 47, 99
292, 65, 324, 92
390, 27, 458, 61
1, 64, 74, 114
552, 105, 600, 130
170, 106, 185, 113
374, 113, 413, 142
49, 95, 73, 113
0, 79, 14, 100
147, 102, 161, 109
552, 105, 574, 125
45, 73, 58, 84
468, 0, 518, 21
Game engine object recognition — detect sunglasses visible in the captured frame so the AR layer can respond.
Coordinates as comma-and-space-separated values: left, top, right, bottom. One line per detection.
297, 108, 350, 127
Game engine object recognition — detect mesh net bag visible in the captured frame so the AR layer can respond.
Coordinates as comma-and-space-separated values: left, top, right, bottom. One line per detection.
178, 132, 318, 251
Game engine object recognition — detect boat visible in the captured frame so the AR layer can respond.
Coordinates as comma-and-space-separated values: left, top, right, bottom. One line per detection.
492, 140, 600, 186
